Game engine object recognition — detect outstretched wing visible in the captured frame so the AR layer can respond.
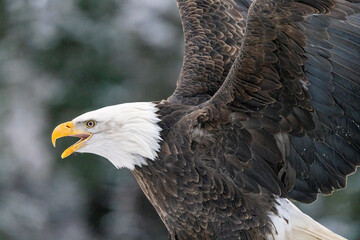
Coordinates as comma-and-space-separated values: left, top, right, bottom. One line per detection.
168, 0, 252, 105
205, 0, 360, 203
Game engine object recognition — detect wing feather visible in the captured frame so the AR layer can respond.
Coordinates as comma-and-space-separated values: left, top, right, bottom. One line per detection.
169, 0, 252, 105
200, 0, 360, 202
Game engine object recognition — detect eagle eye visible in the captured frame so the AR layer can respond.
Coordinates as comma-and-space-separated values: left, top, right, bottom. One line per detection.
85, 120, 96, 128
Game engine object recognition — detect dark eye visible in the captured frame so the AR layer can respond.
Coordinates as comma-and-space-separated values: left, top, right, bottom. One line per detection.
85, 120, 96, 128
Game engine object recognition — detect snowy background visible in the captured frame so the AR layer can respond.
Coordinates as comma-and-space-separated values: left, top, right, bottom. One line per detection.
0, 0, 359, 239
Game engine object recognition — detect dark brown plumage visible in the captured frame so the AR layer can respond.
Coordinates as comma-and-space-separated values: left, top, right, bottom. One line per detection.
135, 0, 360, 238
52, 0, 360, 239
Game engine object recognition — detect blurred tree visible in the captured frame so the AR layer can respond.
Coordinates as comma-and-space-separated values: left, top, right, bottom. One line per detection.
0, 0, 6, 39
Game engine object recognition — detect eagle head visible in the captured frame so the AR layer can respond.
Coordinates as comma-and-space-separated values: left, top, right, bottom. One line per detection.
51, 102, 162, 170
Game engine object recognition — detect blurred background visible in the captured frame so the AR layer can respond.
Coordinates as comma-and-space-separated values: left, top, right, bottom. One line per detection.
0, 0, 359, 239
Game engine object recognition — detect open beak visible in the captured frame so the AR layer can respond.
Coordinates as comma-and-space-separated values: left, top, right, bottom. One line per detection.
52, 121, 92, 158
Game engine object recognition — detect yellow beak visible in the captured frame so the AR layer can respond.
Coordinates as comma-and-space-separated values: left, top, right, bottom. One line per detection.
51, 121, 92, 158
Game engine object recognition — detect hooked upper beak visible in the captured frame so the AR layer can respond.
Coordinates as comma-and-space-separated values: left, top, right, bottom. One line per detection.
51, 121, 92, 158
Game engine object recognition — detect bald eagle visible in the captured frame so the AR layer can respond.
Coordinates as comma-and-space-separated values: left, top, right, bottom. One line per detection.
52, 0, 360, 239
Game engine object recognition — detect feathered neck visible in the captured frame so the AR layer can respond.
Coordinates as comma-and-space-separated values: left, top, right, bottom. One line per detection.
75, 102, 162, 170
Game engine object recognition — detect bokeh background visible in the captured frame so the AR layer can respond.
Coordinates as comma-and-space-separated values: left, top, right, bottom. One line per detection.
0, 0, 359, 239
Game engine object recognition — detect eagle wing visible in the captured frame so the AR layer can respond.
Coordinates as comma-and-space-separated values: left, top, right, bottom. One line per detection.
168, 0, 252, 105
201, 0, 360, 203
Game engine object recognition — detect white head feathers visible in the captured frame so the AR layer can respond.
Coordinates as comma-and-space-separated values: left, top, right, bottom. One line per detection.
73, 102, 162, 170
